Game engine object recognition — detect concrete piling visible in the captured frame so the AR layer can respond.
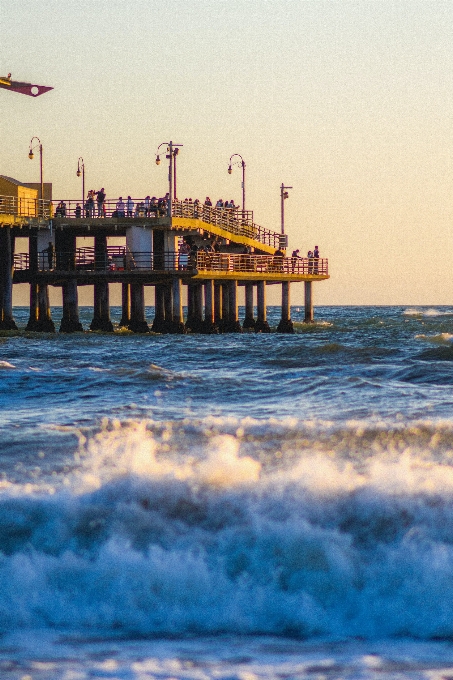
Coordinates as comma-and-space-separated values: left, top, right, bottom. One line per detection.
255, 280, 270, 333
60, 279, 83, 332
243, 282, 255, 330
277, 281, 294, 333
129, 283, 149, 333
304, 280, 313, 323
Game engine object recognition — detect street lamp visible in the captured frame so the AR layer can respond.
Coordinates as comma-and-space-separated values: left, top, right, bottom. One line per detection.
76, 157, 85, 213
228, 153, 246, 211
28, 136, 43, 215
155, 140, 183, 216
280, 183, 292, 235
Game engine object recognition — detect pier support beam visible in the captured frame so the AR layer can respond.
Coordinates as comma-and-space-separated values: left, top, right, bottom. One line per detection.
243, 283, 255, 330
226, 280, 242, 332
60, 280, 83, 332
304, 281, 314, 323
0, 228, 17, 330
214, 283, 222, 329
255, 281, 270, 333
28, 283, 55, 332
152, 284, 166, 333
193, 284, 204, 333
277, 282, 294, 333
37, 284, 55, 332
129, 283, 149, 333
202, 280, 217, 333
172, 277, 185, 334
186, 283, 203, 332
219, 283, 229, 333
26, 231, 43, 331
91, 280, 113, 332
119, 283, 130, 327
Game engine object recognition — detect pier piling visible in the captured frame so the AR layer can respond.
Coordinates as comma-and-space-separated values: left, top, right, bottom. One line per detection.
243, 282, 255, 330
255, 280, 270, 333
129, 283, 149, 333
277, 282, 294, 333
60, 280, 83, 332
0, 228, 17, 330
304, 281, 314, 323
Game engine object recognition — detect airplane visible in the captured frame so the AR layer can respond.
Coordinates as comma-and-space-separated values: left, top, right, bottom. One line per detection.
0, 74, 53, 97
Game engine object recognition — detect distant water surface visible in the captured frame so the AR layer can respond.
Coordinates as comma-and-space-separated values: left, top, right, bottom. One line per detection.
2, 305, 453, 678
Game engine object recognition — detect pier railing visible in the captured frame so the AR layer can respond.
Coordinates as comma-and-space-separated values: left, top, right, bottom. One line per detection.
14, 247, 328, 276
172, 200, 285, 249
52, 198, 286, 250
195, 253, 328, 276
0, 194, 51, 219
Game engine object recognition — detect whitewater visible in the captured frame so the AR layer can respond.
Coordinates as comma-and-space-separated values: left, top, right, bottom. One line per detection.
2, 305, 453, 678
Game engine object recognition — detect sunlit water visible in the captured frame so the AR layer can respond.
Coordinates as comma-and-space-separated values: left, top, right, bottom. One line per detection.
3, 306, 453, 678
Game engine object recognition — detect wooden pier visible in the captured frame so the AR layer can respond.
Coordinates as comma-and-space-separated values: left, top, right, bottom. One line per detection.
0, 192, 329, 333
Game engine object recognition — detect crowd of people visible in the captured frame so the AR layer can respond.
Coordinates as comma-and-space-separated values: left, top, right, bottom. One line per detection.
54, 192, 243, 220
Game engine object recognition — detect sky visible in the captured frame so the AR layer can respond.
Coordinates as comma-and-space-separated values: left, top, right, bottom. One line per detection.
2, 0, 453, 306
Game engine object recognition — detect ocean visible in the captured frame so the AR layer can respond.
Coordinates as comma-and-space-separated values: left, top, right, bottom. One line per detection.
2, 305, 453, 679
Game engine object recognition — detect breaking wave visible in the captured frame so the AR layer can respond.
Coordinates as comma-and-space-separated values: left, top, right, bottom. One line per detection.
3, 418, 453, 639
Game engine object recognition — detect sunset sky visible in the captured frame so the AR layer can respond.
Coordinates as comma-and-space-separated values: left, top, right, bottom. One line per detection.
2, 0, 453, 306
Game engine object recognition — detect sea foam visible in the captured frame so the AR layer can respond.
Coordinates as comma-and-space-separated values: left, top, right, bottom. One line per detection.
1, 419, 453, 639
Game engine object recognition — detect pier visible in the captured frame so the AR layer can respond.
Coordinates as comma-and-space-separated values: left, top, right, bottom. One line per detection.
0, 190, 329, 333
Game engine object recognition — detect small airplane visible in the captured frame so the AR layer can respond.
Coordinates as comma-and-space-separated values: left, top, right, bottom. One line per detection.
0, 73, 53, 97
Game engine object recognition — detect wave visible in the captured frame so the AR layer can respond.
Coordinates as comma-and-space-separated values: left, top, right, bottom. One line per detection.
404, 308, 453, 318
2, 419, 453, 639
416, 333, 453, 344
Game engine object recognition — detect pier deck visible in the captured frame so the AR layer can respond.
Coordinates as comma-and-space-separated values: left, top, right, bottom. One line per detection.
0, 194, 329, 333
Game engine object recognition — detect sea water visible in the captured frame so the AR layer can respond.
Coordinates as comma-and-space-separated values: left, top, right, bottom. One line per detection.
2, 306, 453, 678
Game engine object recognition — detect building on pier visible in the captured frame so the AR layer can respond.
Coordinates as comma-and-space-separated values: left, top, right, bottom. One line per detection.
0, 192, 329, 333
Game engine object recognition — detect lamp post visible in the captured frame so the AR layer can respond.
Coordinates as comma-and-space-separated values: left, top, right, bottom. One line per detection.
28, 136, 43, 215
228, 153, 246, 211
76, 157, 85, 212
280, 183, 292, 235
156, 141, 183, 216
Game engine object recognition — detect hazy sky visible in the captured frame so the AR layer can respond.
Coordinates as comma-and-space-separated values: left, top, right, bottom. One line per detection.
2, 0, 453, 306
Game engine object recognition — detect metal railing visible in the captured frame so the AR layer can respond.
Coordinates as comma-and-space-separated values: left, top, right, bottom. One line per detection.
0, 194, 52, 219
51, 198, 287, 250
14, 248, 328, 276
172, 200, 285, 249
195, 253, 328, 276
14, 247, 179, 272
51, 199, 168, 220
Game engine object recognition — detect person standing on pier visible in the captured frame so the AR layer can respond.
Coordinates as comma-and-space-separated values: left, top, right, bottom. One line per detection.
44, 241, 54, 270
313, 245, 319, 274
126, 196, 134, 217
95, 188, 106, 217
116, 197, 125, 217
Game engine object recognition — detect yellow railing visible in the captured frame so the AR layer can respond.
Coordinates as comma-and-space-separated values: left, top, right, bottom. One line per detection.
0, 194, 52, 218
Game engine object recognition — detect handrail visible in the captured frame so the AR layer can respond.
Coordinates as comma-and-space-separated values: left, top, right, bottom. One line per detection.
0, 194, 52, 219
195, 252, 328, 276
51, 197, 286, 250
13, 248, 328, 276
172, 200, 284, 249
